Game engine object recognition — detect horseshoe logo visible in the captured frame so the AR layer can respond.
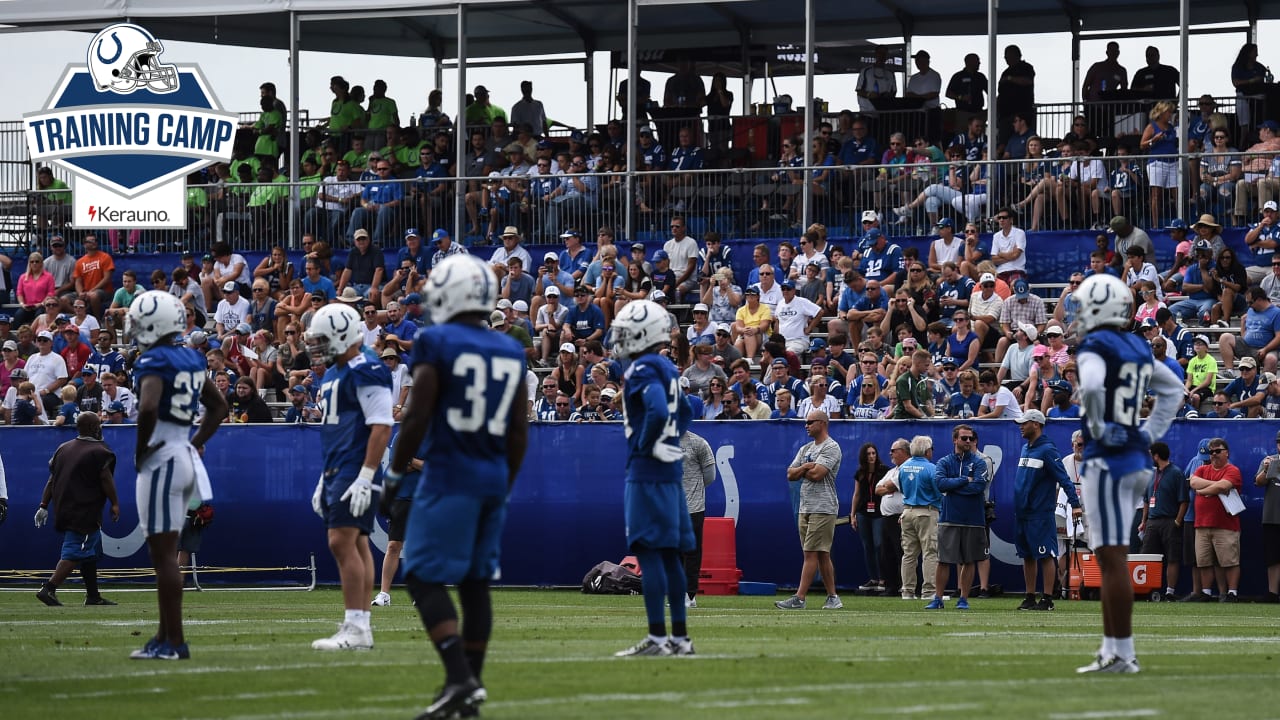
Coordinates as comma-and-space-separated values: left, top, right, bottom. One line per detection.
95, 32, 123, 65
329, 311, 351, 335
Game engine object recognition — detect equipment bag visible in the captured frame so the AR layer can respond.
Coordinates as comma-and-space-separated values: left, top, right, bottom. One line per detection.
581, 561, 643, 595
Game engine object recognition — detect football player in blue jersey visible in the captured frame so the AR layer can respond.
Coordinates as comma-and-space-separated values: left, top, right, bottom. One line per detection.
384, 254, 528, 719
1072, 274, 1183, 675
610, 299, 696, 658
125, 291, 227, 660
306, 302, 394, 652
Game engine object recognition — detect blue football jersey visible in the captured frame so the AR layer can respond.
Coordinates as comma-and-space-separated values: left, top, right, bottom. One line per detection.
621, 352, 692, 485
133, 344, 208, 426
316, 349, 393, 480
410, 324, 526, 497
1078, 330, 1155, 462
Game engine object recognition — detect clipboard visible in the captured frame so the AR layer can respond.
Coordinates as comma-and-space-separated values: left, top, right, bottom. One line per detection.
1220, 488, 1245, 516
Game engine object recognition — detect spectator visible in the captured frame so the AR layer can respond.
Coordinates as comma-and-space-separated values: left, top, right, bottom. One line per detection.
997, 45, 1036, 141
228, 377, 273, 423
775, 411, 843, 610
856, 229, 905, 291
14, 252, 53, 327
213, 282, 251, 342
855, 45, 896, 115
797, 374, 841, 420
1207, 247, 1249, 327
338, 229, 386, 306
681, 344, 726, 397
1141, 442, 1190, 602
1253, 433, 1280, 602
976, 368, 1022, 420
348, 158, 402, 246
897, 435, 939, 601
714, 390, 748, 420
98, 372, 135, 421
72, 234, 114, 319
534, 286, 568, 364
1244, 201, 1280, 285
1189, 438, 1244, 601
1012, 410, 1078, 611
284, 384, 321, 423
732, 287, 772, 360
989, 208, 1028, 283
774, 281, 822, 356
739, 382, 771, 419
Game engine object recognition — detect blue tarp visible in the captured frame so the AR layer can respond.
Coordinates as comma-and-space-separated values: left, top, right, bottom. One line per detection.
0, 420, 1273, 594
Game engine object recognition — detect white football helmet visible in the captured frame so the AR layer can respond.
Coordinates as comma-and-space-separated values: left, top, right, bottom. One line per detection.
305, 304, 363, 364
1073, 273, 1133, 334
125, 290, 186, 351
608, 299, 669, 361
425, 254, 498, 325
87, 23, 179, 94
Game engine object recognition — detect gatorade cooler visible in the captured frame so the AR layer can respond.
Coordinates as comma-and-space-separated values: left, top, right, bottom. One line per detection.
699, 517, 741, 595
1076, 552, 1164, 601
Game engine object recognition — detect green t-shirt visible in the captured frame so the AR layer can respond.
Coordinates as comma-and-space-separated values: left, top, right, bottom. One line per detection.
187, 187, 208, 208
230, 156, 261, 183
892, 370, 933, 419
254, 109, 283, 157
247, 175, 288, 208
465, 102, 507, 127
343, 149, 371, 169
330, 100, 365, 131
395, 141, 425, 168
367, 96, 398, 130
111, 286, 137, 309
297, 172, 323, 201
43, 178, 72, 204
1188, 353, 1218, 391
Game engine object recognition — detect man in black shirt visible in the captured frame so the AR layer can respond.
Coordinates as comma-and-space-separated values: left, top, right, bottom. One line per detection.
1130, 47, 1181, 100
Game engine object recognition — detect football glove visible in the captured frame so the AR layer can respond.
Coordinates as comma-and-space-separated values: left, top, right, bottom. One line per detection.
34, 506, 48, 528
191, 503, 214, 528
651, 441, 683, 464
341, 467, 376, 517
311, 478, 325, 518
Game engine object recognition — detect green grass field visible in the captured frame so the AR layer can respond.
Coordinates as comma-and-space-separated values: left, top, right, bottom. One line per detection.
1, 587, 1278, 719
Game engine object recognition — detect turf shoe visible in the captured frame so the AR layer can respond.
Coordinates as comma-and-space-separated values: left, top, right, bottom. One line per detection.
775, 595, 806, 609
822, 595, 843, 609
129, 637, 161, 659
417, 678, 484, 719
312, 622, 374, 651
1076, 655, 1140, 674
1034, 597, 1055, 611
614, 637, 673, 657
35, 587, 62, 606
685, 595, 697, 609
85, 596, 117, 606
1017, 596, 1037, 610
925, 596, 945, 610
956, 598, 970, 610
130, 640, 189, 660
372, 592, 391, 607
668, 638, 696, 656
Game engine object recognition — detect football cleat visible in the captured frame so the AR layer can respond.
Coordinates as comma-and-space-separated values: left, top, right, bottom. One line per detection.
35, 587, 62, 606
1076, 654, 1140, 674
614, 637, 673, 657
668, 638, 696, 656
416, 678, 484, 720
312, 622, 373, 651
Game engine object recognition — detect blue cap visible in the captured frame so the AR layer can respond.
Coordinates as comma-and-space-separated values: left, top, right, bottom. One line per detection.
934, 218, 954, 229
809, 337, 827, 351
570, 130, 586, 143
1197, 438, 1212, 456
536, 139, 554, 150
1262, 120, 1280, 131
0, 313, 11, 324
80, 366, 96, 375
559, 229, 582, 240
1013, 278, 1030, 298
1049, 379, 1073, 394
55, 313, 70, 324
290, 384, 308, 394
652, 249, 669, 262
780, 280, 796, 290
940, 356, 958, 367
771, 358, 788, 367
864, 228, 883, 241
404, 228, 421, 239
431, 229, 449, 244
107, 401, 125, 413
1141, 317, 1158, 328
1167, 218, 1188, 231
403, 292, 422, 305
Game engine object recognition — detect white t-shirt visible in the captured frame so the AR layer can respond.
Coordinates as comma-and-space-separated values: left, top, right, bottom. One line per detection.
797, 394, 842, 418
361, 322, 384, 349
215, 254, 252, 287
24, 351, 67, 394
792, 252, 830, 288
906, 69, 942, 109
931, 237, 962, 267
215, 297, 252, 332
980, 387, 1023, 419
664, 236, 699, 278
991, 227, 1028, 274
317, 176, 363, 211
877, 466, 904, 516
775, 296, 822, 342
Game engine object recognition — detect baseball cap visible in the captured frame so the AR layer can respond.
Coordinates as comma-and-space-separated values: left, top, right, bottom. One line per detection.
1193, 333, 1210, 346
771, 358, 788, 368
36, 330, 53, 340
1032, 344, 1048, 357
934, 217, 954, 229
8, 367, 25, 378
558, 342, 577, 355
978, 272, 996, 285
863, 228, 883, 242
810, 338, 827, 352
810, 356, 829, 366
404, 228, 421, 239
513, 300, 529, 313
1166, 218, 1188, 231
201, 254, 214, 262
0, 313, 11, 324
1239, 356, 1258, 369
80, 366, 96, 375
431, 229, 450, 244
573, 285, 590, 296
650, 290, 668, 302
1262, 120, 1280, 132
601, 387, 619, 400
901, 336, 918, 347
715, 323, 731, 335
1049, 379, 1073, 394
1265, 201, 1279, 213
861, 209, 879, 223
780, 280, 796, 290
1140, 317, 1159, 328
353, 228, 370, 240
496, 299, 513, 310
1108, 215, 1129, 233
560, 229, 582, 240
652, 250, 669, 262
49, 236, 65, 246
1015, 409, 1046, 424
1018, 322, 1039, 342
234, 322, 252, 335
743, 286, 760, 296
473, 85, 489, 96
1, 340, 15, 351
403, 293, 422, 305
1197, 438, 1212, 456
1044, 324, 1064, 336
631, 242, 645, 252
222, 281, 239, 293
940, 356, 958, 368
489, 310, 506, 328
692, 303, 709, 313
290, 384, 308, 394
1012, 277, 1030, 298
180, 250, 194, 258
638, 126, 653, 136
106, 401, 125, 413
543, 251, 559, 262
55, 313, 70, 324
544, 286, 561, 297
536, 139, 554, 150
62, 323, 79, 333
187, 330, 208, 347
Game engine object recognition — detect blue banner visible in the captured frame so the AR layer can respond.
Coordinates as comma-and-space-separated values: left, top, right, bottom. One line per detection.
0, 420, 1274, 594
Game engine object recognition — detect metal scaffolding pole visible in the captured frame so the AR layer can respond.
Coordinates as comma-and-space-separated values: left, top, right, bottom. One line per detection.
454, 5, 467, 241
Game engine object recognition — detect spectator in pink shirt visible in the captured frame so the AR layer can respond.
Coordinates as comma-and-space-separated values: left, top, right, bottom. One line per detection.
15, 252, 55, 326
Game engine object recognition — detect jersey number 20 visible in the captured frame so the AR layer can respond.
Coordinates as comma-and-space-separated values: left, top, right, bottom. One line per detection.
1112, 361, 1152, 425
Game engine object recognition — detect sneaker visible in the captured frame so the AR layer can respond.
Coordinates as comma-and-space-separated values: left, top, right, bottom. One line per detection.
417, 678, 484, 720
1162, 591, 1178, 603
977, 589, 991, 599
1034, 597, 1055, 611
614, 637, 673, 657
892, 205, 909, 217
1213, 320, 1230, 328
1076, 654, 1140, 674
955, 598, 970, 610
925, 597, 945, 610
668, 638, 696, 656
130, 640, 190, 660
129, 637, 161, 659
372, 592, 391, 607
822, 595, 843, 610
84, 596, 117, 606
35, 587, 62, 607
857, 580, 878, 592
901, 593, 917, 601
1220, 369, 1239, 380
312, 622, 374, 651
1017, 596, 1037, 611
775, 595, 806, 610
685, 595, 697, 609
1222, 592, 1240, 603
1264, 592, 1280, 604
1184, 591, 1215, 602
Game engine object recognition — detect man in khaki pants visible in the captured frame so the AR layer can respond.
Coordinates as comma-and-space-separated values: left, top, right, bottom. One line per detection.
897, 435, 940, 600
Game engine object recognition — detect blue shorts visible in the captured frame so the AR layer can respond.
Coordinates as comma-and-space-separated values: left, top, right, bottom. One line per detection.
1014, 514, 1059, 559
61, 529, 103, 563
624, 481, 695, 553
322, 475, 375, 534
401, 490, 508, 584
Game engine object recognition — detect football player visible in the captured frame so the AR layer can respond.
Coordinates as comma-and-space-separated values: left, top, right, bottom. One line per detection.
126, 290, 227, 660
385, 254, 528, 719
610, 299, 696, 657
307, 303, 394, 651
1073, 274, 1182, 674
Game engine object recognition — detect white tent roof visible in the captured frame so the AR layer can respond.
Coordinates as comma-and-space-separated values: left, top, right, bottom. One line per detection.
1, 0, 1273, 61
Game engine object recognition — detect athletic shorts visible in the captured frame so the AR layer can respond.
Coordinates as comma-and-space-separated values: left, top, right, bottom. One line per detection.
798, 513, 836, 552
938, 524, 988, 565
1014, 514, 1059, 559
322, 473, 375, 535
136, 443, 198, 537
387, 498, 412, 543
60, 529, 103, 563
400, 490, 508, 584
1195, 527, 1241, 568
1081, 458, 1150, 549
1140, 516, 1183, 561
624, 481, 695, 553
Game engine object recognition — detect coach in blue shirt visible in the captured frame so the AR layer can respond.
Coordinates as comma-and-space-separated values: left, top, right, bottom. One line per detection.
1012, 410, 1079, 611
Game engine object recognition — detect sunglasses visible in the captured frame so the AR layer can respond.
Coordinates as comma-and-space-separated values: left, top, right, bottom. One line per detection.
957, 435, 976, 441
996, 215, 1011, 220
285, 330, 296, 335
804, 419, 822, 425
1210, 448, 1227, 454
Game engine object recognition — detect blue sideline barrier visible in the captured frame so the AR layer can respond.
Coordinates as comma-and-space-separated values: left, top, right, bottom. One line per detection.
0, 420, 1274, 595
